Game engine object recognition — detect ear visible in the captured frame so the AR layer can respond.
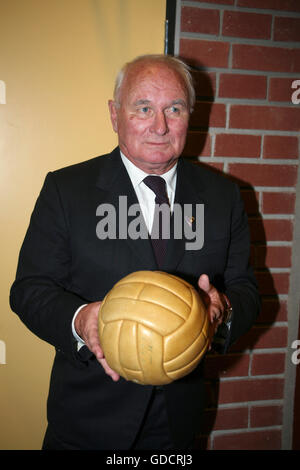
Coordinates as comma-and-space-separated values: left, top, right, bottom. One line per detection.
108, 100, 118, 133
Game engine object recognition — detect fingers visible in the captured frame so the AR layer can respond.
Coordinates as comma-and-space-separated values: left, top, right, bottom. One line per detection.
87, 334, 104, 362
209, 307, 223, 325
74, 301, 120, 381
198, 274, 211, 293
99, 358, 120, 382
75, 301, 103, 354
198, 274, 225, 325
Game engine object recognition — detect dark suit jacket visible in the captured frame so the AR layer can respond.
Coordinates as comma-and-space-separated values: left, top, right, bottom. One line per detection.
10, 147, 260, 449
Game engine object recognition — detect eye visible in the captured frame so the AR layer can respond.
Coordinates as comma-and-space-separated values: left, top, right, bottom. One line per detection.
166, 105, 182, 117
136, 106, 152, 117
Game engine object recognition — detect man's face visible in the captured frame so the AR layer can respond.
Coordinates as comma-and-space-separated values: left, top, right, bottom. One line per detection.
109, 62, 190, 174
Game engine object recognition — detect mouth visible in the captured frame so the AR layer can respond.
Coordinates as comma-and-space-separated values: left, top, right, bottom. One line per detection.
145, 141, 169, 146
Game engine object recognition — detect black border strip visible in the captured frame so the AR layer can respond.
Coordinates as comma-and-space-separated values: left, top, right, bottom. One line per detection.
165, 0, 177, 55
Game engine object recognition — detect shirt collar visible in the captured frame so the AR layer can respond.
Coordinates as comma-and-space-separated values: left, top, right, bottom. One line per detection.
120, 151, 177, 194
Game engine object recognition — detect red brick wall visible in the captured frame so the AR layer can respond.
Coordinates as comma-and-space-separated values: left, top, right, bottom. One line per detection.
178, 0, 300, 450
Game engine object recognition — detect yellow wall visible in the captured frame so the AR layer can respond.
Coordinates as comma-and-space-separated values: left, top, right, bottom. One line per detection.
0, 0, 166, 449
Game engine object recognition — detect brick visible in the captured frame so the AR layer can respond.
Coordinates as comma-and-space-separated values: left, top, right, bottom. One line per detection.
262, 192, 296, 214
250, 405, 283, 428
258, 298, 287, 323
203, 407, 248, 433
205, 353, 250, 379
182, 131, 211, 157
181, 7, 220, 35
228, 163, 298, 187
269, 77, 298, 102
192, 71, 216, 99
251, 352, 286, 375
232, 44, 300, 73
232, 325, 288, 351
219, 73, 267, 99
263, 135, 299, 159
274, 16, 300, 42
190, 101, 226, 128
241, 190, 259, 215
215, 133, 261, 158
263, 219, 294, 241
237, 0, 300, 12
247, 216, 267, 244
256, 271, 290, 295
218, 378, 284, 403
180, 39, 230, 69
255, 245, 292, 268
223, 11, 272, 39
248, 219, 265, 243
249, 326, 288, 349
230, 104, 300, 132
248, 218, 294, 242
213, 429, 282, 450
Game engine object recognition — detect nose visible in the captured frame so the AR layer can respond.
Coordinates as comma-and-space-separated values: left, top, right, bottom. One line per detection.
150, 111, 169, 135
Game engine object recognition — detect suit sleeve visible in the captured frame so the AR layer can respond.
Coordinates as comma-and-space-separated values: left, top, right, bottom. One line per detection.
9, 172, 87, 360
221, 183, 260, 351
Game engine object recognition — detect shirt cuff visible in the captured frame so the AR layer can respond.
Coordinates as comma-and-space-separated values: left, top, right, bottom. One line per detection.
72, 304, 88, 350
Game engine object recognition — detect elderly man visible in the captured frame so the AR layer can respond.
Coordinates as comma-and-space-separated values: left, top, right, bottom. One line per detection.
10, 54, 260, 450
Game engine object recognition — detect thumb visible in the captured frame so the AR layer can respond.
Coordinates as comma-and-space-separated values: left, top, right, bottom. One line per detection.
198, 274, 211, 293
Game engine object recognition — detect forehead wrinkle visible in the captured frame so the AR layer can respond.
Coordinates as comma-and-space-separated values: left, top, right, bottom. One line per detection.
128, 83, 188, 110
120, 62, 188, 105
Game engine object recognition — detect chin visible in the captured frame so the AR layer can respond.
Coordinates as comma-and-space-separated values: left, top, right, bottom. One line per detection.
144, 148, 175, 162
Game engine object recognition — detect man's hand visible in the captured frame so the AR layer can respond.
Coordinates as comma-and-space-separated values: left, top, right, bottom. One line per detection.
198, 274, 225, 334
74, 301, 120, 382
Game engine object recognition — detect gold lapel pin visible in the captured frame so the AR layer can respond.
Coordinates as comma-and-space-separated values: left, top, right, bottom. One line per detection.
185, 216, 195, 227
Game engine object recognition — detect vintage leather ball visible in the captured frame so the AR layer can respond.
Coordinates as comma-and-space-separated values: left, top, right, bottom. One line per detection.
98, 270, 211, 385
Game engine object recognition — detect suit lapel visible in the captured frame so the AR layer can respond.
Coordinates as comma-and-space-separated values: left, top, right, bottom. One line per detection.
95, 150, 206, 272
163, 158, 206, 272
95, 148, 157, 269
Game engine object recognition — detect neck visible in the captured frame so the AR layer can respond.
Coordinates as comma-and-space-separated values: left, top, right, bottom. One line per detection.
121, 154, 178, 175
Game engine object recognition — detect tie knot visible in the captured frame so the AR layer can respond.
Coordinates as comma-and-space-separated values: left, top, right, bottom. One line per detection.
143, 175, 169, 205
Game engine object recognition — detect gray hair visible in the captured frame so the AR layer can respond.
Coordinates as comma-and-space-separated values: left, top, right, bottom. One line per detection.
113, 54, 195, 113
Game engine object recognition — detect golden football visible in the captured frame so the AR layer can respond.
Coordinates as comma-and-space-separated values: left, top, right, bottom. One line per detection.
98, 270, 212, 385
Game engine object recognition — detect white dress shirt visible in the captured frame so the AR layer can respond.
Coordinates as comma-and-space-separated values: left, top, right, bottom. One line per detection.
120, 151, 177, 232
72, 151, 177, 348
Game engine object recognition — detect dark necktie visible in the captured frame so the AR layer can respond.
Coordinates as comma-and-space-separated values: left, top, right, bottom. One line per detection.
143, 175, 170, 268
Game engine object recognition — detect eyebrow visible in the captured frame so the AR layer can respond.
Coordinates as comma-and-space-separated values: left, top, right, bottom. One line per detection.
134, 100, 151, 106
170, 99, 187, 107
133, 99, 187, 107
